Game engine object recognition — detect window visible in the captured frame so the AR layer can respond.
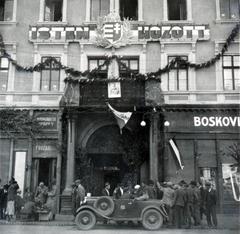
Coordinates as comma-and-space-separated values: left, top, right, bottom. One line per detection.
220, 0, 240, 19
119, 57, 139, 78
223, 55, 240, 90
0, 0, 14, 21
0, 57, 9, 91
90, 0, 110, 21
40, 57, 61, 91
168, 56, 188, 91
88, 57, 108, 78
44, 0, 63, 21
168, 0, 187, 20
120, 0, 138, 20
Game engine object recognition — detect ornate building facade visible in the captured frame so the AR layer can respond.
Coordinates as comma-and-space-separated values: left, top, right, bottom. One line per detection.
0, 0, 239, 213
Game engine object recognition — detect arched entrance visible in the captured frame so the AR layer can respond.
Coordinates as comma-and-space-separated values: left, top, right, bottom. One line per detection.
75, 124, 149, 195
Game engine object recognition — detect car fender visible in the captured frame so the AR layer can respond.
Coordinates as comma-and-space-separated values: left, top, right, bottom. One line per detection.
140, 205, 168, 219
76, 205, 111, 220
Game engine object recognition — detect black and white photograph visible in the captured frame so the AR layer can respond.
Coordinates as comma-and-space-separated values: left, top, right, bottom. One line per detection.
0, 0, 239, 234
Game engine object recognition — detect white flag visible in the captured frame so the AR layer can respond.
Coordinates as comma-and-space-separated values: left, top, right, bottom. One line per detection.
169, 138, 184, 170
107, 103, 132, 133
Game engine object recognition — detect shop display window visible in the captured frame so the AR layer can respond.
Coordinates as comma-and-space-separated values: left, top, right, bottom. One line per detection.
90, 0, 110, 21
220, 0, 240, 20
44, 0, 63, 22
0, 57, 9, 91
168, 56, 188, 91
168, 0, 187, 20
199, 167, 217, 189
0, 0, 13, 21
223, 55, 240, 90
222, 164, 240, 202
40, 57, 61, 91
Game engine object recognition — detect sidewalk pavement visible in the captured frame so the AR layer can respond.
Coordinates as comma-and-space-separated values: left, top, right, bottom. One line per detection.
0, 213, 239, 230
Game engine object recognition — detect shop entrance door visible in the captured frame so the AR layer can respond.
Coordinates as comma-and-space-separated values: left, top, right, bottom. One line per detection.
32, 158, 56, 190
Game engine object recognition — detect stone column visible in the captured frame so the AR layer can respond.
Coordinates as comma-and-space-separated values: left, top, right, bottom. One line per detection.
63, 116, 76, 195
149, 113, 159, 181
26, 137, 33, 190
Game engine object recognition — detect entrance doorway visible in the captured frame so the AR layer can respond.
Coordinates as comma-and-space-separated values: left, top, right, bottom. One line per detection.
76, 124, 149, 196
32, 158, 57, 191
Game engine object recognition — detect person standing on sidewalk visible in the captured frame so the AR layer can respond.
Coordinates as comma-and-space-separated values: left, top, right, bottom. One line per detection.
173, 182, 186, 229
204, 182, 218, 228
6, 177, 19, 221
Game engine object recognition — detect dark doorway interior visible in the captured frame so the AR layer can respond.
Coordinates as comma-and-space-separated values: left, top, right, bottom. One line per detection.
37, 158, 56, 188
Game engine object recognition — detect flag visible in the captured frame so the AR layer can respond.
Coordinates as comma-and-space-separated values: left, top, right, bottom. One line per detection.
169, 138, 184, 170
107, 103, 132, 134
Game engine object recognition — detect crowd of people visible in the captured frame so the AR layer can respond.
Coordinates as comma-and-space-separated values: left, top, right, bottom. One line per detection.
72, 179, 218, 229
0, 178, 57, 221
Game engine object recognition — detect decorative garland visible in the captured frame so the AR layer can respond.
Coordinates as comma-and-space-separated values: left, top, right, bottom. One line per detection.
0, 23, 239, 83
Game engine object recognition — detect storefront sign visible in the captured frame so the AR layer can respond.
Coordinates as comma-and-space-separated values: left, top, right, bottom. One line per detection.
165, 110, 240, 133
194, 116, 240, 127
33, 140, 58, 158
35, 113, 58, 130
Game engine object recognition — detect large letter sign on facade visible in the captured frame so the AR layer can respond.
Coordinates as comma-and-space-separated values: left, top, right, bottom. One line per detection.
29, 13, 210, 46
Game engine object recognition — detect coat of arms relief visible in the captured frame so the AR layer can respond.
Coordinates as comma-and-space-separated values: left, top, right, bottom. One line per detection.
93, 12, 133, 48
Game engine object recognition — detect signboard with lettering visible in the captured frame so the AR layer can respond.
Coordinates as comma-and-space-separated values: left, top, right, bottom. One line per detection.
165, 110, 240, 133
29, 24, 210, 44
35, 113, 58, 131
29, 12, 210, 47
33, 140, 58, 158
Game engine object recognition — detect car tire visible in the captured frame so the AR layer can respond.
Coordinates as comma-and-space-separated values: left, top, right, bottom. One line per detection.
142, 209, 163, 230
75, 210, 96, 230
93, 196, 115, 216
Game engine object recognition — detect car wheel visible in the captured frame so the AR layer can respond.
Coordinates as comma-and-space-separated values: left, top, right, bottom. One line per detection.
142, 209, 163, 230
75, 210, 96, 230
93, 196, 115, 216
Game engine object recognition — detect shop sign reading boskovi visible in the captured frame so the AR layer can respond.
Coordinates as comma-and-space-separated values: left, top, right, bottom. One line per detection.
194, 116, 240, 127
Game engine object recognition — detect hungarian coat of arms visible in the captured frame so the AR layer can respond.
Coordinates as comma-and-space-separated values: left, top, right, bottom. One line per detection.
93, 12, 132, 48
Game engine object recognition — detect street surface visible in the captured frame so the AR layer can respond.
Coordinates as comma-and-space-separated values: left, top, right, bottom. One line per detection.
0, 225, 238, 234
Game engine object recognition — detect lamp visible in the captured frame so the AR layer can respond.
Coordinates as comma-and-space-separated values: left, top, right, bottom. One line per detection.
164, 121, 170, 127
140, 120, 146, 127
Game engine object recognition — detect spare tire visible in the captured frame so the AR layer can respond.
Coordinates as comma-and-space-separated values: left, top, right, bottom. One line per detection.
93, 196, 115, 216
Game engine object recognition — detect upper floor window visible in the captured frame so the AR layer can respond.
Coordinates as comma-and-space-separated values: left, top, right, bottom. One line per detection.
40, 57, 61, 91
167, 56, 188, 91
0, 0, 14, 21
120, 0, 138, 20
219, 0, 240, 20
88, 57, 108, 79
0, 57, 9, 91
222, 55, 240, 90
44, 0, 63, 21
119, 57, 139, 78
91, 0, 110, 21
168, 0, 187, 20
87, 0, 142, 21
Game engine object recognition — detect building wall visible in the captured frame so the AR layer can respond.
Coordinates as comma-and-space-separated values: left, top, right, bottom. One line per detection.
0, 0, 239, 213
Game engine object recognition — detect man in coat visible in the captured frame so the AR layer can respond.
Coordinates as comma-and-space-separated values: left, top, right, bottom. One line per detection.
75, 179, 86, 210
204, 182, 218, 228
173, 182, 187, 228
102, 182, 110, 196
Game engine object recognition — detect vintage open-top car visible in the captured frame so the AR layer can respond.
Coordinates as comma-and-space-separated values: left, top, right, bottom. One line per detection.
75, 196, 168, 230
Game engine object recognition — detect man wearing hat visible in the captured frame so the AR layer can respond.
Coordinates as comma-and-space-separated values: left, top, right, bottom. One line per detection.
75, 179, 86, 211
102, 182, 111, 196
204, 182, 217, 228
